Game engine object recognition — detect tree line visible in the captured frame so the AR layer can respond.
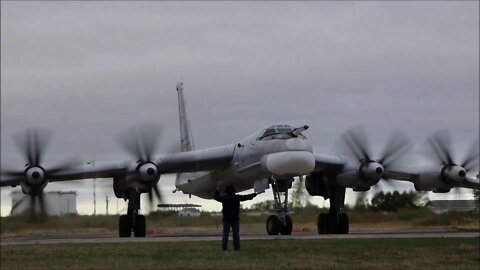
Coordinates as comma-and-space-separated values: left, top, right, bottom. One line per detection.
247, 178, 480, 213
248, 190, 426, 213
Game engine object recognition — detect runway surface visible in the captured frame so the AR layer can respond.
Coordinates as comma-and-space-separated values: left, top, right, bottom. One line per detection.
1, 231, 478, 245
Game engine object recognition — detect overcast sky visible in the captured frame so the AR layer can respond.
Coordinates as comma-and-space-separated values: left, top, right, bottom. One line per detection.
1, 2, 478, 216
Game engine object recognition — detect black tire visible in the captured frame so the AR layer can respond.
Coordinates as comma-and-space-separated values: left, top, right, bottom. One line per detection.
339, 213, 349, 234
280, 215, 293, 235
266, 215, 281, 235
134, 215, 146, 237
119, 215, 132, 238
326, 212, 339, 234
317, 213, 326, 234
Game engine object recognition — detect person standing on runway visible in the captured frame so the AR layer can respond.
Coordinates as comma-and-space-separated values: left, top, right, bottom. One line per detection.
214, 184, 257, 251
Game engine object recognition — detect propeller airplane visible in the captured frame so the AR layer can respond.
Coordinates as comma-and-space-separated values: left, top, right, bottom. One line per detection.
1, 82, 479, 237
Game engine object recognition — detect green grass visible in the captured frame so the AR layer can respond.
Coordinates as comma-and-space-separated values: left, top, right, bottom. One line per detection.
1, 238, 479, 270
0, 215, 119, 234
1, 208, 478, 236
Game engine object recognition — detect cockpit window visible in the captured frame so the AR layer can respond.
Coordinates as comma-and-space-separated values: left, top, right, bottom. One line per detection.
262, 128, 277, 138
257, 124, 305, 140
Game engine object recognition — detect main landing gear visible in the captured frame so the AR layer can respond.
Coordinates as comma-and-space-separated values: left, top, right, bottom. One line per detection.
317, 207, 349, 234
119, 190, 146, 237
266, 178, 293, 235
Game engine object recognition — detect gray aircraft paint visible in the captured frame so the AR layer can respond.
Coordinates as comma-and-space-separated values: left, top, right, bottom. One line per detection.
175, 81, 218, 195
176, 82, 194, 152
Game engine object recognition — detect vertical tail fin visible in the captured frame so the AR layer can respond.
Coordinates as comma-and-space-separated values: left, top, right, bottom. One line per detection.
177, 81, 195, 152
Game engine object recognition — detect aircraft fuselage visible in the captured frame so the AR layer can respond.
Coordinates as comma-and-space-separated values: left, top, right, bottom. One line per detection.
175, 127, 315, 199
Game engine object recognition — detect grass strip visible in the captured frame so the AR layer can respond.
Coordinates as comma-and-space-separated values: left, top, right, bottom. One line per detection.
1, 237, 479, 270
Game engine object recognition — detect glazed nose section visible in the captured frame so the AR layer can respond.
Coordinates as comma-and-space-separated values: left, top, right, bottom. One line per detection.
262, 151, 315, 176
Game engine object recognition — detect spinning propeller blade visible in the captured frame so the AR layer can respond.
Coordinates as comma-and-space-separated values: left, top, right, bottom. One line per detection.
424, 130, 479, 186
3, 128, 80, 221
460, 139, 479, 172
339, 127, 411, 199
116, 123, 167, 207
340, 127, 410, 170
116, 124, 163, 162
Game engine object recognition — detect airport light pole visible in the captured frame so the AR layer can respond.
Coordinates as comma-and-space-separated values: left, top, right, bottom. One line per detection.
87, 160, 96, 215
106, 196, 109, 215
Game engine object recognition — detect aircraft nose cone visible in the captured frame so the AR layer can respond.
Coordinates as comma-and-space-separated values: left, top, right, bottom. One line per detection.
458, 170, 466, 177
376, 167, 383, 174
147, 168, 155, 175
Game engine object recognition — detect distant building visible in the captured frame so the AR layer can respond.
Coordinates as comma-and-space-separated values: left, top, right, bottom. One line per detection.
178, 208, 201, 217
244, 211, 265, 216
426, 200, 476, 214
157, 203, 202, 217
11, 191, 77, 216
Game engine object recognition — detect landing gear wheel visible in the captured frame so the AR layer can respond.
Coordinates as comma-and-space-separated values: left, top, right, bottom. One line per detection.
119, 215, 132, 238
317, 212, 349, 234
134, 215, 146, 237
339, 213, 349, 234
266, 215, 281, 235
280, 215, 293, 235
326, 212, 339, 234
317, 213, 326, 234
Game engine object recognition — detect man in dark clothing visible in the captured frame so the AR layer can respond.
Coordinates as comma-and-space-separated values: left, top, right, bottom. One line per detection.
214, 184, 257, 251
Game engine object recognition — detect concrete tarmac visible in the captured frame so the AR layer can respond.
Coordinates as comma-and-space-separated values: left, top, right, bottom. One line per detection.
1, 230, 478, 245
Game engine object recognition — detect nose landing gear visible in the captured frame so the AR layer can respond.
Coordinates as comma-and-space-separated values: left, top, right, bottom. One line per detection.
266, 178, 293, 235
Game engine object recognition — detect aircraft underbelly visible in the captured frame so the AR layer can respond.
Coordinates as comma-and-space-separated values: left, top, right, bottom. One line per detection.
175, 172, 216, 199
175, 165, 268, 199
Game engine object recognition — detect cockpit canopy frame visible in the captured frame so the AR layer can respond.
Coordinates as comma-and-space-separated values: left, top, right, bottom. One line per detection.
257, 124, 306, 141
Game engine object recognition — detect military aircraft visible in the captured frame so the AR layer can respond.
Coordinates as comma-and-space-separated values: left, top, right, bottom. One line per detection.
1, 82, 479, 237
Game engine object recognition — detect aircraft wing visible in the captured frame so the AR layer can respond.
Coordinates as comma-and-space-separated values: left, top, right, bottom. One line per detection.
0, 162, 129, 187
460, 176, 480, 189
52, 145, 235, 181
313, 153, 345, 172
383, 166, 480, 190
1, 145, 235, 186
155, 145, 235, 173
0, 177, 25, 187
382, 166, 420, 181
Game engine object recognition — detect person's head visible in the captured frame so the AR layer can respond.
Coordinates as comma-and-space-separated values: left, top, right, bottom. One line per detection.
225, 185, 236, 196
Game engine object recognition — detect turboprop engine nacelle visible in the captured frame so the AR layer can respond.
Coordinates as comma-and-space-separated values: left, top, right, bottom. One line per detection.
25, 167, 46, 186
359, 162, 384, 183
335, 161, 384, 190
138, 162, 159, 183
443, 165, 466, 183
413, 166, 453, 192
20, 170, 48, 195
305, 171, 329, 198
